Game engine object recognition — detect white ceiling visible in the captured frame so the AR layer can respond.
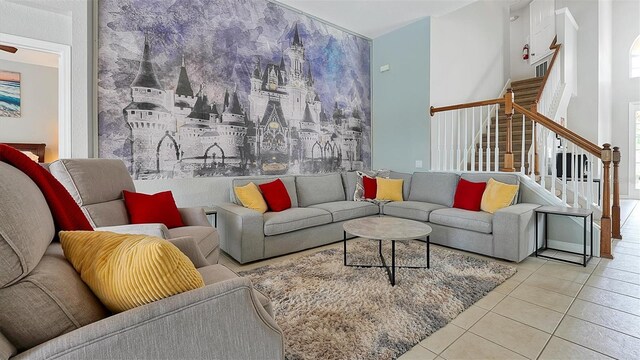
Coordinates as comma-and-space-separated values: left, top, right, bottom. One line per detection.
0, 47, 59, 68
274, 0, 477, 38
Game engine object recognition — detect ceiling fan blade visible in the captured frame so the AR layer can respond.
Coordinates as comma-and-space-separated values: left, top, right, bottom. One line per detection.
0, 45, 18, 54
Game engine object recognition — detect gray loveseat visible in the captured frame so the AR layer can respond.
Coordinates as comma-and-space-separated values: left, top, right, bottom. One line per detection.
0, 162, 284, 360
218, 171, 540, 264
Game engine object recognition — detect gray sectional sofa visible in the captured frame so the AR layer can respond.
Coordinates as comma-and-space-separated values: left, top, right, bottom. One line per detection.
218, 171, 540, 264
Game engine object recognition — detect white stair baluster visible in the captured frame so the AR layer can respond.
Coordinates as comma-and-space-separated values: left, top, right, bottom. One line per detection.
540, 128, 547, 190
573, 144, 579, 207
580, 148, 586, 206
562, 138, 567, 205
443, 112, 447, 171
478, 106, 484, 172
530, 121, 536, 180
436, 113, 441, 170
471, 108, 476, 172
456, 110, 461, 171
494, 104, 500, 172
521, 114, 526, 174
587, 153, 593, 209
551, 130, 557, 198
486, 105, 491, 171
463, 109, 468, 171
450, 111, 454, 171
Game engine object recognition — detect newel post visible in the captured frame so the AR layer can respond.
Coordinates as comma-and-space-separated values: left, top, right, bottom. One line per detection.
501, 88, 516, 172
600, 144, 613, 259
612, 147, 622, 239
530, 102, 540, 176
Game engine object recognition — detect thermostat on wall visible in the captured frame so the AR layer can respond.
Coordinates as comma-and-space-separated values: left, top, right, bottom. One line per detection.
380, 64, 390, 72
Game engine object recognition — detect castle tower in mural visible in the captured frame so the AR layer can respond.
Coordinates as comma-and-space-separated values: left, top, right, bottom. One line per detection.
123, 23, 364, 179
123, 36, 176, 176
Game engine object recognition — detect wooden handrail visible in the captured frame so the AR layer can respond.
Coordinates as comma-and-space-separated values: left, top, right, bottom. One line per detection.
430, 98, 504, 116
535, 36, 562, 102
512, 103, 602, 157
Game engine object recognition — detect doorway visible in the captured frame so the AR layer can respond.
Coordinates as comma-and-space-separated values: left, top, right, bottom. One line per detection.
0, 33, 71, 159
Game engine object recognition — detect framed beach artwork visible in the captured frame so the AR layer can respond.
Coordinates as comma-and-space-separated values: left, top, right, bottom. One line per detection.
0, 70, 21, 118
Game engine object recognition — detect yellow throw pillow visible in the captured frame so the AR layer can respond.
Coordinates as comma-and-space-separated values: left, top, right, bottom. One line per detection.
60, 231, 205, 313
376, 177, 404, 201
480, 178, 519, 214
234, 182, 268, 213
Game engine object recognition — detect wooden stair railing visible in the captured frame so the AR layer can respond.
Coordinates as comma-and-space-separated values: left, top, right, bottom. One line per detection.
534, 36, 562, 104
431, 89, 620, 259
531, 36, 562, 176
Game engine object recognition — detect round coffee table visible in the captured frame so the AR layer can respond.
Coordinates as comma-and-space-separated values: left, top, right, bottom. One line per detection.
343, 216, 432, 286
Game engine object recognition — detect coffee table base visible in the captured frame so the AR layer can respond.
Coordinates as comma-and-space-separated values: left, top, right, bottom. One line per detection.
343, 231, 430, 286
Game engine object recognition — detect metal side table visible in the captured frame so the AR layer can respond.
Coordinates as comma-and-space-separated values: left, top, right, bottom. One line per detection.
535, 206, 593, 267
203, 206, 218, 228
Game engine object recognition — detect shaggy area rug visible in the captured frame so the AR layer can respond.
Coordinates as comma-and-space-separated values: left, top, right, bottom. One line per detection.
240, 239, 517, 360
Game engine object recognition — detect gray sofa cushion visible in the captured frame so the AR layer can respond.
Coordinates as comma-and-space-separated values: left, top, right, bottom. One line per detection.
82, 199, 130, 227
382, 201, 446, 222
389, 171, 412, 201
461, 172, 520, 203
49, 159, 135, 206
408, 172, 460, 206
341, 172, 358, 201
309, 201, 379, 222
0, 162, 55, 288
429, 208, 493, 234
263, 208, 332, 236
296, 173, 345, 207
231, 176, 298, 208
0, 244, 108, 352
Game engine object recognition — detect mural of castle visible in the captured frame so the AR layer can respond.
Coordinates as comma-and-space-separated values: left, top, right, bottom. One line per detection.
98, 0, 371, 179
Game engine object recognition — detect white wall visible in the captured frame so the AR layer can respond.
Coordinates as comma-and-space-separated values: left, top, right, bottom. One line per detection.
0, 59, 59, 161
0, 0, 94, 158
611, 0, 640, 197
430, 0, 510, 168
597, 0, 613, 146
430, 0, 510, 107
510, 6, 534, 81
555, 0, 600, 144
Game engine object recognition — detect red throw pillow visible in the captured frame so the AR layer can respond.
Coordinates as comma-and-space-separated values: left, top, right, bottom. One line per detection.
123, 190, 185, 228
453, 179, 487, 211
259, 179, 292, 212
362, 176, 377, 199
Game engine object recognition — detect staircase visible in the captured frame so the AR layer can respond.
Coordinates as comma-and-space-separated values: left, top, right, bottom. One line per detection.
473, 77, 543, 172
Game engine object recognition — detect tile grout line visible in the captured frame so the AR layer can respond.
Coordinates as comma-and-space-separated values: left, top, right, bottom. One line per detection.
538, 261, 637, 359
574, 292, 640, 318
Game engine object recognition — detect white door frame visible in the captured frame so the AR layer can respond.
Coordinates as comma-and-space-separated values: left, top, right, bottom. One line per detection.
629, 101, 640, 199
0, 33, 72, 158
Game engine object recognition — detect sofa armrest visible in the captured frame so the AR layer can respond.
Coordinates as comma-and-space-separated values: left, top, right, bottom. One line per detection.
95, 223, 170, 239
493, 203, 541, 262
14, 278, 285, 360
167, 236, 210, 268
217, 203, 265, 264
178, 207, 211, 227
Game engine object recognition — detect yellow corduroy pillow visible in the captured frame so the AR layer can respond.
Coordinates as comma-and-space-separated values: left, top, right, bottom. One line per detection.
234, 182, 268, 213
60, 231, 205, 313
480, 178, 519, 214
376, 177, 404, 201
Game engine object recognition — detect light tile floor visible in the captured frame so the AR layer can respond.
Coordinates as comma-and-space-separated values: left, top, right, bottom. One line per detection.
220, 200, 640, 360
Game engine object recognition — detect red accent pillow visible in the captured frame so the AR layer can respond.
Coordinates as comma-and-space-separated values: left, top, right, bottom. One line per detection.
123, 190, 185, 228
453, 179, 487, 211
362, 176, 377, 199
258, 179, 292, 212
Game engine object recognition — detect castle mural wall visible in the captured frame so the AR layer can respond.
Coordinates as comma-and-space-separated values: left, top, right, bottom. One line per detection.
98, 0, 371, 179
